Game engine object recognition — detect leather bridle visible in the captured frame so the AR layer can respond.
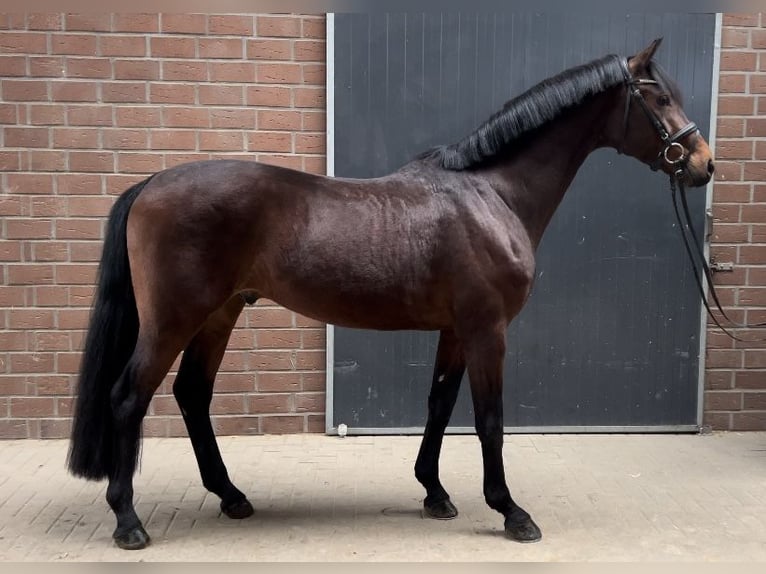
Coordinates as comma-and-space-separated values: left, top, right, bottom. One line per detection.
617, 57, 766, 340
618, 57, 699, 179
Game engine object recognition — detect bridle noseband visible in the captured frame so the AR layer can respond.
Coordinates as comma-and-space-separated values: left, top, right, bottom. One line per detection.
618, 57, 698, 179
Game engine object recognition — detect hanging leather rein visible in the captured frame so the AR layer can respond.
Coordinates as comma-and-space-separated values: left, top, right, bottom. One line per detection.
619, 58, 766, 342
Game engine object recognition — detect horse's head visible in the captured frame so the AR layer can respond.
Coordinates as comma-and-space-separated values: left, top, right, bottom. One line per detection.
615, 38, 715, 188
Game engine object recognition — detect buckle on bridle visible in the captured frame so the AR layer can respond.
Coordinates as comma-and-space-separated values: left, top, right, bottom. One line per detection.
663, 142, 686, 166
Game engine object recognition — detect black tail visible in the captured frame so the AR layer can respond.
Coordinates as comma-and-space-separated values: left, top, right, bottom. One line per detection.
67, 177, 152, 480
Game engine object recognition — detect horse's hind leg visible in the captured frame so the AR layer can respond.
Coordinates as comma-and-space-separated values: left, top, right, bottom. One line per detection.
107, 330, 191, 550
173, 295, 254, 520
463, 323, 542, 543
414, 329, 465, 519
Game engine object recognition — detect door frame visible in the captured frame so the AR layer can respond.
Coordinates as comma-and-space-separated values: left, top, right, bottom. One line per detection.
324, 12, 723, 435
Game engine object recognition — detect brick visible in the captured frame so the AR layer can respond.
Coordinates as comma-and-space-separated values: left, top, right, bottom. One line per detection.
721, 28, 750, 48
713, 161, 743, 184
258, 372, 301, 392
199, 84, 244, 106
69, 241, 103, 260
149, 83, 196, 104
711, 224, 749, 244
67, 105, 112, 126
746, 118, 766, 136
198, 38, 243, 59
56, 219, 102, 240
0, 151, 21, 171
57, 173, 103, 195
717, 118, 744, 138
713, 183, 750, 203
28, 56, 65, 78
199, 131, 244, 151
98, 35, 146, 57
704, 390, 742, 411
10, 397, 55, 417
302, 112, 325, 132
103, 127, 150, 151
302, 18, 326, 39
112, 14, 159, 33
5, 174, 54, 194
257, 154, 302, 170
150, 37, 196, 58
719, 95, 755, 116
5, 218, 52, 239
0, 102, 17, 123
247, 86, 291, 107
257, 63, 302, 84
294, 40, 325, 62
52, 127, 99, 149
307, 414, 325, 432
706, 349, 743, 369
0, 55, 26, 76
723, 14, 760, 27
150, 130, 196, 150
294, 87, 325, 108
26, 149, 69, 171
258, 110, 301, 131
163, 153, 210, 168
0, 32, 47, 53
65, 13, 111, 31
28, 13, 63, 31
247, 39, 292, 60
28, 104, 64, 126
0, 331, 26, 351
740, 203, 766, 223
55, 264, 97, 286
753, 30, 766, 49
744, 350, 766, 369
210, 394, 247, 416
261, 415, 303, 433
208, 15, 254, 36
257, 16, 301, 38
735, 371, 766, 390
4, 127, 49, 148
31, 241, 67, 260
247, 132, 292, 153
29, 196, 66, 217
210, 108, 256, 129
160, 13, 207, 35
295, 133, 325, 154
731, 412, 766, 430
34, 286, 68, 307
65, 57, 111, 79
702, 411, 731, 430
743, 161, 766, 181
212, 415, 259, 435
40, 419, 72, 439
51, 81, 98, 102
720, 73, 747, 94
302, 64, 325, 85
2, 80, 48, 101
9, 309, 55, 329
248, 394, 292, 414
162, 60, 207, 81
295, 392, 325, 413
117, 153, 164, 174
102, 81, 147, 103
216, 373, 256, 393
51, 33, 97, 55
163, 107, 208, 128
113, 59, 160, 80
116, 106, 161, 127
0, 196, 22, 216
209, 61, 256, 83
69, 151, 114, 172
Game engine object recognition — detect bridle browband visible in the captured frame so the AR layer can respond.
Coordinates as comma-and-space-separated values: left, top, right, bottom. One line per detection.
618, 57, 766, 341
618, 57, 698, 176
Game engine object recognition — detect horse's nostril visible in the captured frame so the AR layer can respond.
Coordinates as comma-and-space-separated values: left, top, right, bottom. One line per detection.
708, 159, 715, 175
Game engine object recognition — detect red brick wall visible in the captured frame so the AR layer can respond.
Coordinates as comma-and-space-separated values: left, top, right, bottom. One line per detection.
705, 13, 766, 431
0, 13, 327, 439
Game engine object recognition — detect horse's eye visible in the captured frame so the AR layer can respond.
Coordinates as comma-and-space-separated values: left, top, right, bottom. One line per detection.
658, 94, 671, 107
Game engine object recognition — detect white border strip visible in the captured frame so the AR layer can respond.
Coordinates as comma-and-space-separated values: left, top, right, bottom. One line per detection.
696, 13, 722, 429
325, 13, 336, 434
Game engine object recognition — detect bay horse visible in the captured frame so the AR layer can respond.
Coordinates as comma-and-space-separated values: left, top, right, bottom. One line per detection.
67, 39, 714, 549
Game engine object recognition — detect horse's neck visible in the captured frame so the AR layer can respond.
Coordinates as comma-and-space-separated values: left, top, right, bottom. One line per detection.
486, 90, 616, 248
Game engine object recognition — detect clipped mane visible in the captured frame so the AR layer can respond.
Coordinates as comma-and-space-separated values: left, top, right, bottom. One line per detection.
420, 54, 628, 170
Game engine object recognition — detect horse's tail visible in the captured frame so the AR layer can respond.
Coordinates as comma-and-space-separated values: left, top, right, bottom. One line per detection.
67, 177, 152, 480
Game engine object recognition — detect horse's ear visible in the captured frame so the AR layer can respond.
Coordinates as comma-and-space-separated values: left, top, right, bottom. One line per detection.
629, 37, 663, 74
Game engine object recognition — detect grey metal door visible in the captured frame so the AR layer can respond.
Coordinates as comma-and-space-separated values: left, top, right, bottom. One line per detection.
329, 13, 716, 432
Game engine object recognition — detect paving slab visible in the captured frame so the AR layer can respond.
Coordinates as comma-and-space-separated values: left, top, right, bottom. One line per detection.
0, 432, 765, 561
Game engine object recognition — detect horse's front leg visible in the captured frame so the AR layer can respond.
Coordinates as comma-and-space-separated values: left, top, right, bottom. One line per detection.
463, 323, 542, 543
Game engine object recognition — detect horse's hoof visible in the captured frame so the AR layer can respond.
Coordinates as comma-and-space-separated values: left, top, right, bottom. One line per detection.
113, 525, 151, 550
423, 498, 458, 520
221, 498, 255, 519
504, 517, 542, 543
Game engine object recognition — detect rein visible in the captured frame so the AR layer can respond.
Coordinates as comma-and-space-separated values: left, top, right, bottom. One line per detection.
619, 58, 766, 342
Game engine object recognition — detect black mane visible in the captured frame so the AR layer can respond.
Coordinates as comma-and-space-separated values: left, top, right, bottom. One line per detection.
420, 54, 629, 170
